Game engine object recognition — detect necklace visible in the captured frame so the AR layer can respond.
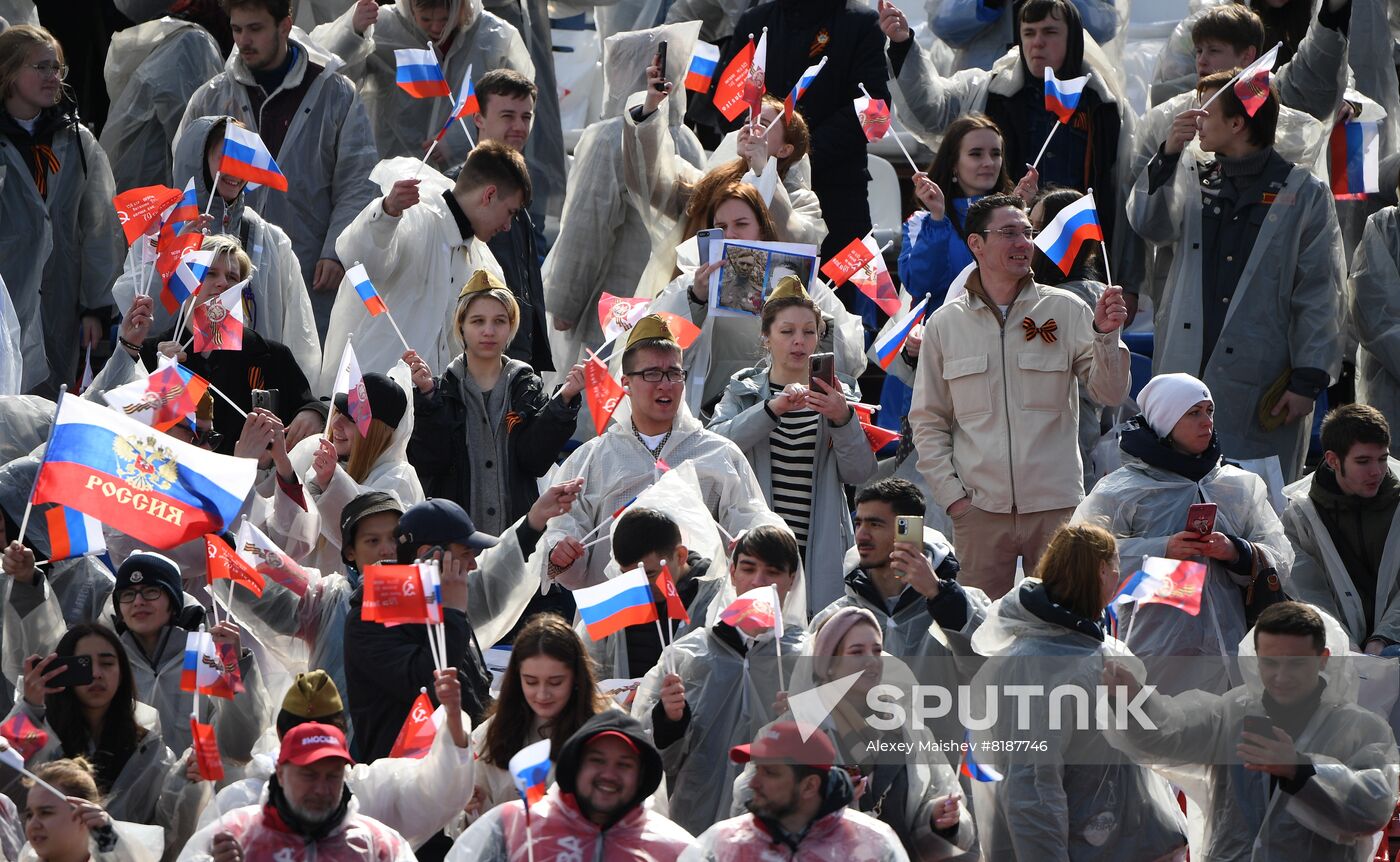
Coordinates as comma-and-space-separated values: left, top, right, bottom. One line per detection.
632, 424, 673, 461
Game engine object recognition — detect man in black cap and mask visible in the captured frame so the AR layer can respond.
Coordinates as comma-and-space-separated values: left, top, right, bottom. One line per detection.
344, 481, 584, 763
446, 712, 698, 858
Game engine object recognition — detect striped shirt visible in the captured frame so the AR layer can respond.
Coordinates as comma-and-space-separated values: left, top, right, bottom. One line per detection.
768, 383, 819, 550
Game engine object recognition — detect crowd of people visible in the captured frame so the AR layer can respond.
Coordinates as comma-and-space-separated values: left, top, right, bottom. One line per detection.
1, 0, 1400, 859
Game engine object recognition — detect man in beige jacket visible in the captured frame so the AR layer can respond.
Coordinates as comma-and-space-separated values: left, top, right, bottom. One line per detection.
910, 193, 1130, 598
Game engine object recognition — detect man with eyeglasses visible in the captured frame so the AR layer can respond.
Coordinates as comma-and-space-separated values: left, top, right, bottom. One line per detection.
909, 193, 1130, 600
542, 315, 786, 589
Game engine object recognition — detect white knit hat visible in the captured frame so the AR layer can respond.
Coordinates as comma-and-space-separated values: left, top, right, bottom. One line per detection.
1138, 373, 1213, 439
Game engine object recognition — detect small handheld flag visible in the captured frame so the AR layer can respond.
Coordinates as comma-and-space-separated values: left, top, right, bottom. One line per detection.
653, 313, 701, 349
854, 95, 892, 142
509, 738, 553, 806
44, 505, 106, 562
597, 292, 651, 344
742, 28, 768, 120
960, 731, 1003, 782
1330, 120, 1380, 200
685, 41, 720, 93
205, 533, 265, 597
1232, 43, 1279, 117
1044, 67, 1089, 124
168, 177, 201, 236
395, 47, 452, 99
180, 630, 243, 699
785, 56, 827, 115
102, 362, 209, 432
583, 351, 626, 437
719, 585, 779, 638
713, 36, 756, 122
656, 562, 690, 626
362, 564, 440, 626
0, 714, 47, 760
848, 234, 899, 316
851, 403, 900, 454
220, 125, 288, 192
167, 247, 215, 313
347, 263, 387, 317
236, 519, 312, 597
872, 296, 929, 371
575, 568, 659, 640
156, 230, 204, 313
821, 236, 877, 287
191, 716, 224, 781
331, 341, 372, 438
1111, 557, 1208, 617
434, 64, 478, 142
114, 186, 182, 246
389, 690, 443, 759
1032, 193, 1104, 276
192, 280, 248, 353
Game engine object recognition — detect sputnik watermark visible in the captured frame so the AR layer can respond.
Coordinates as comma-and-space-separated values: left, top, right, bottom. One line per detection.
859, 684, 1159, 732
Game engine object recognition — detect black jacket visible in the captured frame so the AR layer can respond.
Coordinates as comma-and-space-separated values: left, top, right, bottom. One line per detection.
487, 207, 553, 372
705, 0, 891, 191
342, 585, 493, 762
139, 328, 324, 454
407, 360, 579, 528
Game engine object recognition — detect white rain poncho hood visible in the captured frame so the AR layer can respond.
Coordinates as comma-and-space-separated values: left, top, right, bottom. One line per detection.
101, 17, 222, 192
0, 276, 18, 396
1074, 442, 1295, 695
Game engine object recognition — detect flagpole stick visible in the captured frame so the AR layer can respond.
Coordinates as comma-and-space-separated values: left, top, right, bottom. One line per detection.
202, 173, 222, 217
1087, 188, 1114, 287
205, 382, 249, 419
384, 311, 413, 356
326, 333, 353, 438
16, 385, 66, 549
1031, 122, 1059, 171
415, 140, 440, 179
458, 117, 475, 149
580, 533, 611, 550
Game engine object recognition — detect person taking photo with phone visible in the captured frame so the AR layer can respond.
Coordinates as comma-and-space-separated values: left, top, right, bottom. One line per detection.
1103, 602, 1399, 861
1075, 372, 1293, 695
4, 619, 209, 859
4, 547, 270, 783
706, 279, 875, 610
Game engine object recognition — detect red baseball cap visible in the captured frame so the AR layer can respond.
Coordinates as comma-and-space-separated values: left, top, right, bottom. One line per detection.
730, 721, 835, 770
278, 722, 354, 768
587, 729, 639, 754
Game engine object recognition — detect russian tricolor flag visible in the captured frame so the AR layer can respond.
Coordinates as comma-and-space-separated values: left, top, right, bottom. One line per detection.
785, 56, 827, 115
1044, 67, 1089, 124
395, 48, 452, 99
435, 64, 477, 142
220, 125, 288, 192
1032, 193, 1103, 276
685, 41, 720, 93
1330, 120, 1379, 200
509, 738, 552, 806
44, 505, 105, 561
871, 296, 929, 370
575, 568, 659, 641
168, 248, 214, 309
961, 731, 1003, 782
168, 178, 200, 236
1111, 556, 1207, 618
32, 395, 257, 550
346, 263, 387, 317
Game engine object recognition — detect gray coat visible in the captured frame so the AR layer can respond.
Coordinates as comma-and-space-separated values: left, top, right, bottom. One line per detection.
708, 365, 876, 611
1128, 154, 1343, 482
1351, 207, 1400, 448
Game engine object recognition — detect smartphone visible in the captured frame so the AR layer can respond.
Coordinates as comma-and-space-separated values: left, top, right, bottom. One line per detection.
250, 388, 278, 413
653, 41, 668, 91
697, 228, 723, 264
809, 352, 836, 389
895, 515, 924, 543
1241, 714, 1274, 739
47, 655, 94, 689
1186, 502, 1217, 536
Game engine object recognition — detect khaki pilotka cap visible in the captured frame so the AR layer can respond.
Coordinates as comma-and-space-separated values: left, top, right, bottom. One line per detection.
765, 275, 810, 304
457, 269, 508, 300
624, 314, 680, 351
281, 670, 344, 719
